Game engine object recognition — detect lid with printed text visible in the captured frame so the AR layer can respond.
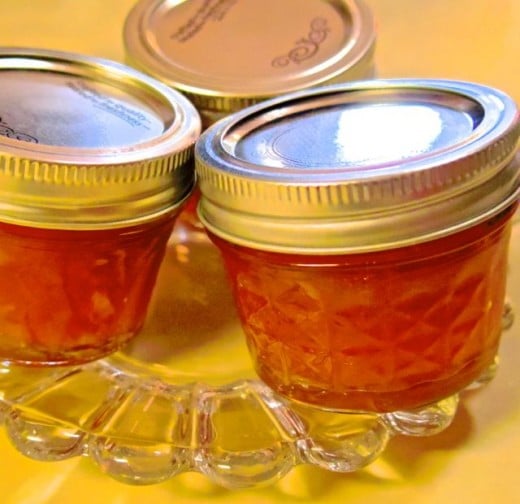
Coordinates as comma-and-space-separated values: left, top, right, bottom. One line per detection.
0, 48, 201, 230
195, 79, 520, 253
123, 0, 376, 123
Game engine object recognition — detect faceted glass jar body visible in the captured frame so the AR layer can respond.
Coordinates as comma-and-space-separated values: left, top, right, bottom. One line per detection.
0, 215, 177, 366
210, 206, 515, 413
196, 79, 520, 412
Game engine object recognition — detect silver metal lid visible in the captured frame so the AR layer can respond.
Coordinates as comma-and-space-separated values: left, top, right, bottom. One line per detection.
123, 0, 376, 118
195, 79, 520, 253
0, 47, 201, 230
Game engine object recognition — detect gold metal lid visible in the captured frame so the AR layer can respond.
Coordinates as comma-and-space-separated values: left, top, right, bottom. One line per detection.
195, 79, 520, 254
0, 48, 201, 230
123, 0, 376, 119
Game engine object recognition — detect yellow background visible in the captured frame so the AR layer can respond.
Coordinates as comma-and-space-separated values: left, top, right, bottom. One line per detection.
1, 1, 520, 502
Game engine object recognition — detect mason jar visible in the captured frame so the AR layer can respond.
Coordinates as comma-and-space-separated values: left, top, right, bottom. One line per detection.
195, 79, 519, 413
0, 48, 200, 366
124, 0, 376, 126
123, 0, 376, 223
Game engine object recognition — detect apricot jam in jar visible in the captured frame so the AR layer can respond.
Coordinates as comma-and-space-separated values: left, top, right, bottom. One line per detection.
0, 48, 200, 366
195, 79, 520, 413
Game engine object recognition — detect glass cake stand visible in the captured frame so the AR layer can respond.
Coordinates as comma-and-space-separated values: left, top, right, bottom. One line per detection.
0, 219, 514, 489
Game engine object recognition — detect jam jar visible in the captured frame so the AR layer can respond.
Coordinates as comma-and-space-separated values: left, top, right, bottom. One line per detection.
0, 48, 200, 366
123, 0, 376, 223
123, 0, 376, 127
195, 79, 520, 413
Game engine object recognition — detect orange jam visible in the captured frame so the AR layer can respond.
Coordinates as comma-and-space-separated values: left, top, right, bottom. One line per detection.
0, 217, 175, 366
211, 206, 515, 412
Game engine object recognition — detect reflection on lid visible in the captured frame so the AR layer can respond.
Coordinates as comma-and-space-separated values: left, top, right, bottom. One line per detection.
235, 103, 477, 169
335, 105, 444, 166
0, 71, 167, 148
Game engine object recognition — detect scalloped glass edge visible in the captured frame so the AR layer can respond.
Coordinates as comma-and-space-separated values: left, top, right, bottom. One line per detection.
0, 302, 512, 489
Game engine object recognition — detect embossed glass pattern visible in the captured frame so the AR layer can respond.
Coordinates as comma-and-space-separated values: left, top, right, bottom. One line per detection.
210, 207, 514, 412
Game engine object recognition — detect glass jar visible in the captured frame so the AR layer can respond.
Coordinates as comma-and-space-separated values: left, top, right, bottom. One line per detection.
123, 0, 376, 127
195, 79, 520, 413
0, 48, 201, 366
123, 0, 376, 226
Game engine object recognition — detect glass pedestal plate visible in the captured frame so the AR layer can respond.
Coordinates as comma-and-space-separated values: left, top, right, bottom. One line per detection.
0, 220, 513, 489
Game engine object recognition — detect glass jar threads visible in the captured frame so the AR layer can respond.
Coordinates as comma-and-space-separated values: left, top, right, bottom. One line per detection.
195, 79, 520, 413
0, 48, 201, 366
123, 0, 376, 127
